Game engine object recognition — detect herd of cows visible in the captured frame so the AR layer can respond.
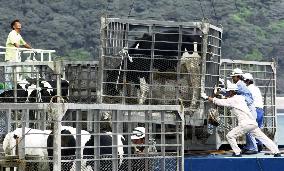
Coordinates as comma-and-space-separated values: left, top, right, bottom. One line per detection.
3, 126, 127, 171
1, 29, 203, 170
105, 30, 202, 106
0, 78, 69, 103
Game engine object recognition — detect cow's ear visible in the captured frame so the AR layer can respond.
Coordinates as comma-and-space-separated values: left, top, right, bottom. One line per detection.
141, 33, 151, 40
13, 134, 19, 139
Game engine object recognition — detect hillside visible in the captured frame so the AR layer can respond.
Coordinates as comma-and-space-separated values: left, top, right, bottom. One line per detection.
0, 0, 283, 93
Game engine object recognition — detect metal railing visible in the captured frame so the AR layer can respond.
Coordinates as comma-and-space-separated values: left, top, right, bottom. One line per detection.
0, 46, 55, 62
217, 59, 277, 145
0, 103, 184, 171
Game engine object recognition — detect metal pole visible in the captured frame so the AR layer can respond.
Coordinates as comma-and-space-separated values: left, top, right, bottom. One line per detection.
161, 111, 165, 171
53, 104, 62, 171
181, 111, 185, 171
18, 109, 27, 171
98, 16, 107, 104
13, 67, 17, 103
54, 61, 62, 101
127, 110, 132, 171
145, 110, 149, 171
112, 110, 118, 171
94, 109, 101, 171
76, 110, 82, 171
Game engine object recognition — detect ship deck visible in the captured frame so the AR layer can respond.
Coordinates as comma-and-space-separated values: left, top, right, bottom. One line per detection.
185, 149, 284, 171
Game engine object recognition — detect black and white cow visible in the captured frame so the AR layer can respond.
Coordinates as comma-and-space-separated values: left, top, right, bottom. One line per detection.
47, 129, 76, 171
83, 132, 127, 171
0, 83, 28, 103
3, 127, 52, 156
45, 125, 126, 171
0, 78, 69, 103
106, 30, 202, 106
27, 79, 69, 103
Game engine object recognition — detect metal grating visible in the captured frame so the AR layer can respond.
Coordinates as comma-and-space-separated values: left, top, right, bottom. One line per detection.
100, 18, 222, 109
0, 103, 184, 171
218, 59, 277, 144
0, 61, 99, 104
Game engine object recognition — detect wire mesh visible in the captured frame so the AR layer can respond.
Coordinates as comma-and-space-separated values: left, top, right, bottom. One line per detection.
218, 60, 277, 143
0, 61, 99, 104
0, 104, 183, 171
100, 18, 222, 110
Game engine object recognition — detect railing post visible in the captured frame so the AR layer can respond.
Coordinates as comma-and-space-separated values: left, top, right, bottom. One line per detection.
112, 110, 119, 171
52, 103, 63, 171
75, 110, 82, 171
93, 109, 101, 171
54, 61, 62, 101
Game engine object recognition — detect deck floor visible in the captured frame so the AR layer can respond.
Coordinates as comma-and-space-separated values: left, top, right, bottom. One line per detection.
185, 149, 284, 171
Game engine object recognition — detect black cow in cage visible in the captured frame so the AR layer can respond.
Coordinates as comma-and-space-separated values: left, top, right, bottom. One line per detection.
83, 133, 128, 171
0, 84, 28, 102
47, 129, 76, 171
0, 79, 69, 103
27, 79, 69, 102
105, 30, 202, 105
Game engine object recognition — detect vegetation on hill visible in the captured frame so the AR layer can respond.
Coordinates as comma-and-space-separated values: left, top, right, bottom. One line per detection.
0, 0, 283, 93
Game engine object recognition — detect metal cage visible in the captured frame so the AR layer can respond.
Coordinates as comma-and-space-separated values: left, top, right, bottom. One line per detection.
99, 17, 222, 126
0, 60, 99, 104
217, 59, 277, 145
0, 103, 184, 171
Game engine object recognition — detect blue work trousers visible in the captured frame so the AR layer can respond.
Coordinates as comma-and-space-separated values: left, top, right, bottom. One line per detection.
244, 107, 264, 151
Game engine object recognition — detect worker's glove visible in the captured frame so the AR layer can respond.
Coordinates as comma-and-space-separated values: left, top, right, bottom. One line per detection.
214, 86, 221, 95
201, 93, 209, 100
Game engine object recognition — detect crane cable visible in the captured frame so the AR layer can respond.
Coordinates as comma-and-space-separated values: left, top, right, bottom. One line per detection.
199, 0, 205, 19
210, 0, 219, 24
128, 0, 136, 18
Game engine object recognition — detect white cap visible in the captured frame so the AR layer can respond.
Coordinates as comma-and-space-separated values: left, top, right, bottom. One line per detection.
230, 68, 243, 77
227, 80, 232, 85
219, 78, 225, 85
226, 83, 238, 91
131, 127, 145, 140
243, 73, 253, 80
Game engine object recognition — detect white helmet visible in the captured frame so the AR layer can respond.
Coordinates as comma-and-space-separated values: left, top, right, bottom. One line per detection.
219, 78, 225, 85
243, 73, 253, 80
230, 68, 243, 77
226, 83, 238, 91
131, 127, 145, 140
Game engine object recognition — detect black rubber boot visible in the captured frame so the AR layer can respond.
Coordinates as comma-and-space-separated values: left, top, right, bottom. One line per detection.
274, 153, 281, 157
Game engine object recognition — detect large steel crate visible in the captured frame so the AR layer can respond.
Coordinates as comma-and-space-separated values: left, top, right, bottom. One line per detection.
217, 59, 277, 145
99, 17, 222, 125
0, 103, 184, 171
0, 60, 99, 104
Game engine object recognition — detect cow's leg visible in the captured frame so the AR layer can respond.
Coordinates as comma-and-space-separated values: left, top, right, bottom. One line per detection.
137, 77, 149, 104
181, 46, 201, 110
185, 59, 201, 110
180, 59, 200, 110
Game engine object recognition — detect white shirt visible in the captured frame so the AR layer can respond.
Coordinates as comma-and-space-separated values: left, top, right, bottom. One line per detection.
247, 84, 264, 109
5, 30, 26, 61
213, 95, 257, 126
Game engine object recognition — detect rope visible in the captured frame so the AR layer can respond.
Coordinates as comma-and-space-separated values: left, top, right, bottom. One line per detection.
47, 95, 66, 122
9, 96, 65, 155
10, 128, 33, 153
115, 52, 125, 90
234, 0, 240, 11
199, 0, 205, 19
128, 0, 136, 18
104, 0, 110, 15
210, 0, 219, 24
208, 108, 232, 131
115, 48, 133, 90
